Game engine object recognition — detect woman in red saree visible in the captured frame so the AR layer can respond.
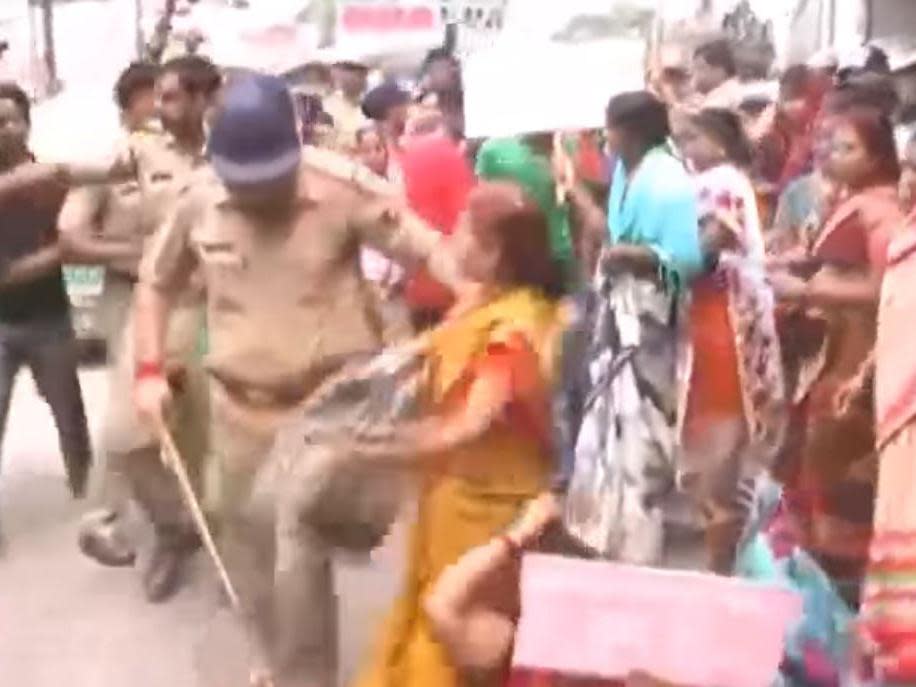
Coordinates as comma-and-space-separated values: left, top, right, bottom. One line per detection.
769, 106, 904, 604
754, 65, 829, 192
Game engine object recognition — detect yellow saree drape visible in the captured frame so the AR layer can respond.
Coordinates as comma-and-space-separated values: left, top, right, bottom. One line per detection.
353, 288, 563, 687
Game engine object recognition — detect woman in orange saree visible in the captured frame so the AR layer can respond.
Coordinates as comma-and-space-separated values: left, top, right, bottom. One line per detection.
352, 181, 567, 687
859, 132, 916, 683
770, 105, 903, 604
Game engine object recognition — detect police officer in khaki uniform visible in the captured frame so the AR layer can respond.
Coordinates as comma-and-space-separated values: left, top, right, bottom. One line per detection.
133, 74, 463, 686
323, 57, 370, 152
60, 56, 222, 602
59, 62, 160, 568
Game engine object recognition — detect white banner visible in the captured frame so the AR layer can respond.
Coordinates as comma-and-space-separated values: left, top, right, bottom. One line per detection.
463, 36, 645, 139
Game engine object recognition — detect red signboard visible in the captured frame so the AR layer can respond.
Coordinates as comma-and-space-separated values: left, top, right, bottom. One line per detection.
341, 4, 437, 32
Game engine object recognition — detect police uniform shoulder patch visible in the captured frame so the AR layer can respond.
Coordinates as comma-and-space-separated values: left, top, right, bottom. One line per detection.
302, 145, 397, 197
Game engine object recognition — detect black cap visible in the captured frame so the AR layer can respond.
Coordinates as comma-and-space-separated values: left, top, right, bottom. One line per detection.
361, 81, 410, 121
207, 73, 301, 187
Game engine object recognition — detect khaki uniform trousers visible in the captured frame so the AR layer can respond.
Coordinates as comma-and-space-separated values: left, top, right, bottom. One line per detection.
102, 289, 209, 541
90, 275, 136, 512
210, 382, 340, 687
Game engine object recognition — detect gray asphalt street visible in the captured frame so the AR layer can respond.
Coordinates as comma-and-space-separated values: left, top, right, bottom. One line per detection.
0, 369, 404, 686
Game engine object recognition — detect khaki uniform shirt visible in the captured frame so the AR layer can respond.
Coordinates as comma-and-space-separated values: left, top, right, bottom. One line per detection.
140, 147, 448, 394
323, 92, 369, 152
59, 129, 208, 347
59, 129, 208, 276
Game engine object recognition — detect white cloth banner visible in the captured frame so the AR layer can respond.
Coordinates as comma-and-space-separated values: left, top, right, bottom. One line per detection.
463, 36, 645, 139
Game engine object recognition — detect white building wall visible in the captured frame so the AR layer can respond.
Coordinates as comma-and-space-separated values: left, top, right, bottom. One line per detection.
870, 0, 916, 40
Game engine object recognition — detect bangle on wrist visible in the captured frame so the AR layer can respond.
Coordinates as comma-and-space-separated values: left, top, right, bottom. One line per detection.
135, 360, 165, 382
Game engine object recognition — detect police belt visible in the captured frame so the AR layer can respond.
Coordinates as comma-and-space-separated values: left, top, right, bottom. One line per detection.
212, 374, 310, 409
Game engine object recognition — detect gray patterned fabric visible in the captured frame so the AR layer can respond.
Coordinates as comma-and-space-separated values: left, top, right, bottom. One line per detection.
260, 342, 427, 552
559, 270, 684, 564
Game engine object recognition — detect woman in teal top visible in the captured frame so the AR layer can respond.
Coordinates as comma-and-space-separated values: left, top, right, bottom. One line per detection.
603, 92, 703, 289
555, 92, 706, 568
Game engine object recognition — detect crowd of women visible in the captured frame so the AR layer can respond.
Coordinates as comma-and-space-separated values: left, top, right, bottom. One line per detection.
313, 36, 916, 687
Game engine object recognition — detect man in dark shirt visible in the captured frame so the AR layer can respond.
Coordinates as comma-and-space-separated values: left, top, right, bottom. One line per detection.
0, 82, 92, 549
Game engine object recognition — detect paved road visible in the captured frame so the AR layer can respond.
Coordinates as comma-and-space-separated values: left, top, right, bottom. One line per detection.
0, 368, 404, 686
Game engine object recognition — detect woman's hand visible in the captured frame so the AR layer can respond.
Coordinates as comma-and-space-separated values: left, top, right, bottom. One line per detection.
506, 492, 561, 549
602, 244, 656, 275
768, 270, 808, 303
834, 352, 875, 418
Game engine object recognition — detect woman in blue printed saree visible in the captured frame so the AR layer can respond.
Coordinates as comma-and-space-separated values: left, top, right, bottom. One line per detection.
558, 91, 705, 566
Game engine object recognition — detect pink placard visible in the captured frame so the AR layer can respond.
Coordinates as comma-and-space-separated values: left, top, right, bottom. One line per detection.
512, 554, 802, 687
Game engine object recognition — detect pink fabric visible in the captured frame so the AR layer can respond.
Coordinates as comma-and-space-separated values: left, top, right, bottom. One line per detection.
399, 135, 474, 312
877, 223, 916, 446
400, 134, 473, 237
511, 554, 801, 687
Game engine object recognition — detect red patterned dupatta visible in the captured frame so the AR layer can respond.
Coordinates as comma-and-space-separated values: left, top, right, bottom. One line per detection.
693, 165, 788, 467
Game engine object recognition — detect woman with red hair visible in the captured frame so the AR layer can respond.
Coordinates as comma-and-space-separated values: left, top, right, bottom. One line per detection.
769, 105, 904, 604
354, 181, 567, 687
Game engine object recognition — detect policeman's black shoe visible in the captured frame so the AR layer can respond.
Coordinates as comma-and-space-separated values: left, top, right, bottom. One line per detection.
143, 530, 200, 604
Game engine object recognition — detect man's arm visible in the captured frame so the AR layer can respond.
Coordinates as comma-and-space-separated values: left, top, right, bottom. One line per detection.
349, 173, 465, 294
58, 187, 142, 269
133, 185, 200, 427
0, 159, 136, 204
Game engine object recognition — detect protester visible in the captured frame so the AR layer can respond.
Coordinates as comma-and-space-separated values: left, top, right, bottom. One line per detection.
324, 58, 370, 151
423, 493, 560, 687
425, 494, 688, 687
132, 73, 462, 686
353, 181, 565, 687
58, 61, 160, 568
770, 106, 904, 604
353, 122, 414, 342
755, 65, 829, 192
692, 39, 743, 111
362, 80, 411, 183
769, 114, 837, 252
475, 135, 576, 287
61, 56, 221, 602
860, 129, 916, 684
558, 92, 703, 565
418, 47, 465, 141
400, 131, 474, 329
829, 71, 900, 120
0, 82, 93, 549
679, 108, 786, 574
354, 123, 388, 178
